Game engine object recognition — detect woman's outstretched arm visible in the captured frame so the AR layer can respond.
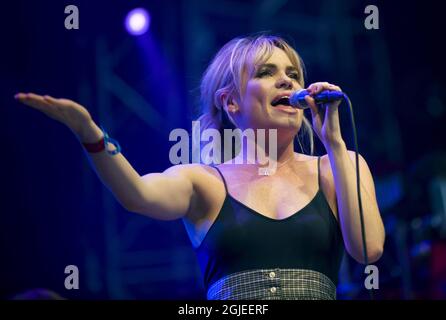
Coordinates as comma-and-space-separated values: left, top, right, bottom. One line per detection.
15, 93, 195, 220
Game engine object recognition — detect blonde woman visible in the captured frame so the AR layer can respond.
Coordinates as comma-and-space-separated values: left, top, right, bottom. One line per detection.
15, 34, 385, 300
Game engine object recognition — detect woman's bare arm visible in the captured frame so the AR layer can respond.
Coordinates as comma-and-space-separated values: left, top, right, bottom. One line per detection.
15, 93, 195, 220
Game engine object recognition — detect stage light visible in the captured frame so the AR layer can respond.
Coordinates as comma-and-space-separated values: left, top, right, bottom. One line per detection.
125, 8, 150, 36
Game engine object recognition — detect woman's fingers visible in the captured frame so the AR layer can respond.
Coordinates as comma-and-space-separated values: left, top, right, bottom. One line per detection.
14, 93, 27, 100
15, 92, 93, 134
15, 92, 66, 121
42, 95, 58, 104
304, 95, 319, 117
43, 95, 73, 107
16, 92, 52, 111
307, 82, 342, 95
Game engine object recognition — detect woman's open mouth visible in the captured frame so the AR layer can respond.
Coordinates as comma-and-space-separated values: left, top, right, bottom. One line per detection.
271, 96, 297, 114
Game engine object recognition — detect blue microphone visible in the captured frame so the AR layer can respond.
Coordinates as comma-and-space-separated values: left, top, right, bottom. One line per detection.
290, 89, 345, 109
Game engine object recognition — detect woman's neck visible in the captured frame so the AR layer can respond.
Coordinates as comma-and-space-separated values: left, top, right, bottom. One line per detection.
230, 129, 297, 171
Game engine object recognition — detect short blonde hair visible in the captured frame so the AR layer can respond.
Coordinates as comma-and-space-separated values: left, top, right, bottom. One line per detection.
195, 34, 314, 162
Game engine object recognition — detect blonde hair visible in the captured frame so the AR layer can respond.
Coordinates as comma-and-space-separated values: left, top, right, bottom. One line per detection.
195, 34, 314, 163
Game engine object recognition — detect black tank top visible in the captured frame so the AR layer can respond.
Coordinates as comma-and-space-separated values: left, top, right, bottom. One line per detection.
194, 157, 345, 291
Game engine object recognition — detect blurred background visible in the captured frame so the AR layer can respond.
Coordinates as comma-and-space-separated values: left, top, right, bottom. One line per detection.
0, 0, 445, 300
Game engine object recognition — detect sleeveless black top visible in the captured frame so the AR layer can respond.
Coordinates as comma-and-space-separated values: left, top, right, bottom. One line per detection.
194, 157, 345, 291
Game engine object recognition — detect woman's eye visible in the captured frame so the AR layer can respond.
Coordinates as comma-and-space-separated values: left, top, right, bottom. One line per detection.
256, 69, 272, 77
255, 69, 299, 80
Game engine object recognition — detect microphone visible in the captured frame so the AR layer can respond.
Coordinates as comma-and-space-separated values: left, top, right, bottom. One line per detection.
290, 89, 345, 109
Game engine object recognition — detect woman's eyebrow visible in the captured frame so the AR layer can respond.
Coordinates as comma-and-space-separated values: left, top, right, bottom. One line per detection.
257, 63, 298, 73
257, 63, 276, 70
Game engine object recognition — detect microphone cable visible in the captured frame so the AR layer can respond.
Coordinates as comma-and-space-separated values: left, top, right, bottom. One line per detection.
339, 93, 373, 300
294, 90, 373, 299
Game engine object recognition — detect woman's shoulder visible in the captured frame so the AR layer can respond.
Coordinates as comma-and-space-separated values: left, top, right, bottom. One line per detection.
294, 152, 318, 162
164, 163, 223, 185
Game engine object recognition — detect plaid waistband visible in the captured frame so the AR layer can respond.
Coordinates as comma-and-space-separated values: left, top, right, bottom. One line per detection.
207, 268, 337, 300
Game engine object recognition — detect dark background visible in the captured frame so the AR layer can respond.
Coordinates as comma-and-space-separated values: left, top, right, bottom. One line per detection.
1, 0, 445, 299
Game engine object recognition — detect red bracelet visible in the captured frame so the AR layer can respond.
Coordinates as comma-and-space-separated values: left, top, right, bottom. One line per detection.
82, 137, 106, 153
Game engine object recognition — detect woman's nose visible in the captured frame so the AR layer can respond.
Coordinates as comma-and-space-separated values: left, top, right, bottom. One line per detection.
275, 76, 293, 90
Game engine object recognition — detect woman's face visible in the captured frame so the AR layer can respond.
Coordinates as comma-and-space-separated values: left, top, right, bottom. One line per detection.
229, 47, 304, 133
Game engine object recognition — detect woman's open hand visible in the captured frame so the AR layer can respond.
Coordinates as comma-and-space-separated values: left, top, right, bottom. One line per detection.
15, 92, 95, 140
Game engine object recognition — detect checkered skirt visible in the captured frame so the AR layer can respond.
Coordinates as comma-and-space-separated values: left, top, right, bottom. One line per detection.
207, 268, 337, 300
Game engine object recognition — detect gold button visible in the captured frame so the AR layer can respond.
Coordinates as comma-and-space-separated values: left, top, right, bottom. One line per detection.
269, 271, 276, 278
270, 287, 277, 293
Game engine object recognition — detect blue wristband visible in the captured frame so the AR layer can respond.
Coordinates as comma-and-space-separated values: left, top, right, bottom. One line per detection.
101, 125, 121, 156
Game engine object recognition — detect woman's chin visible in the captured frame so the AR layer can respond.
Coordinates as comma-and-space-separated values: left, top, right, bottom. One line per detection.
246, 114, 302, 132
269, 117, 301, 130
